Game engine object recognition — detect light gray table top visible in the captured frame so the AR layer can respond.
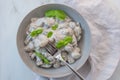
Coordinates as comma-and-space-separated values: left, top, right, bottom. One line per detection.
0, 0, 120, 80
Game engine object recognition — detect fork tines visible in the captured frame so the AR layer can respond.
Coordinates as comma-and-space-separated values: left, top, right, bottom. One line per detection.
45, 42, 58, 55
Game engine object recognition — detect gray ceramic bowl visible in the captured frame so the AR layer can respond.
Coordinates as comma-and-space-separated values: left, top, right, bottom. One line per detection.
17, 3, 91, 78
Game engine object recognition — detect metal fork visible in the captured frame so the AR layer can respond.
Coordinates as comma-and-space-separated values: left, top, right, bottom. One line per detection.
45, 42, 85, 80
45, 42, 58, 56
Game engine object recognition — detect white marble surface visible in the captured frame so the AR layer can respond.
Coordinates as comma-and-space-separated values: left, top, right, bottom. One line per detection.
0, 0, 120, 80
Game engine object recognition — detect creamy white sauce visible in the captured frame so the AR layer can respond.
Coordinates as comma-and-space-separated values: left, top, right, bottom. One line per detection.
24, 16, 82, 68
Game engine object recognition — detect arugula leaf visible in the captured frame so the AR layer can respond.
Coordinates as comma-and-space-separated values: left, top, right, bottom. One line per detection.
30, 30, 37, 37
47, 31, 53, 38
55, 36, 73, 49
34, 52, 50, 64
52, 24, 58, 30
55, 40, 65, 49
45, 10, 56, 17
36, 29, 43, 34
45, 10, 67, 20
55, 10, 66, 20
30, 28, 43, 37
63, 36, 73, 45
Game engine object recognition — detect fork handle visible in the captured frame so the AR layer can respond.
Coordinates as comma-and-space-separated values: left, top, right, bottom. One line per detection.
63, 61, 85, 80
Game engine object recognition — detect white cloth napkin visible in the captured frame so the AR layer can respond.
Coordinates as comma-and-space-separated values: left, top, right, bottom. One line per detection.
34, 0, 120, 80
68, 0, 120, 80
11, 0, 119, 79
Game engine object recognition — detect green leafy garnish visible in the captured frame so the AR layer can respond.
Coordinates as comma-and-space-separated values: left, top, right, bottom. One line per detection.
63, 36, 73, 45
55, 40, 65, 49
45, 10, 67, 20
30, 31, 37, 37
52, 24, 58, 30
55, 36, 73, 49
34, 51, 50, 64
30, 28, 43, 37
47, 31, 53, 38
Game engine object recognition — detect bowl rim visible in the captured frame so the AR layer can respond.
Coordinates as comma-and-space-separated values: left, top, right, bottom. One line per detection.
16, 3, 91, 78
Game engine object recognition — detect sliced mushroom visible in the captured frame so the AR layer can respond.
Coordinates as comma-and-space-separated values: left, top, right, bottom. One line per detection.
33, 38, 40, 48
41, 64, 52, 68
42, 50, 51, 58
58, 23, 68, 29
36, 56, 43, 66
33, 35, 49, 48
67, 27, 74, 36
24, 41, 34, 51
30, 53, 36, 60
65, 16, 72, 22
28, 52, 33, 57
47, 56, 56, 64
36, 61, 43, 66
36, 56, 41, 61
43, 23, 50, 29
38, 35, 49, 47
31, 18, 38, 22
64, 44, 74, 53
49, 37, 55, 43
67, 55, 75, 64
74, 26, 82, 41
29, 23, 38, 32
43, 53, 50, 58
77, 35, 81, 41
44, 17, 55, 26
59, 27, 73, 36
54, 31, 65, 42
53, 60, 61, 68
70, 47, 81, 59
69, 22, 76, 29
61, 51, 68, 61
72, 35, 78, 47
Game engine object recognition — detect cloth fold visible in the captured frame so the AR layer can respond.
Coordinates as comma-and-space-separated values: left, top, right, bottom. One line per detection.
34, 0, 120, 80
